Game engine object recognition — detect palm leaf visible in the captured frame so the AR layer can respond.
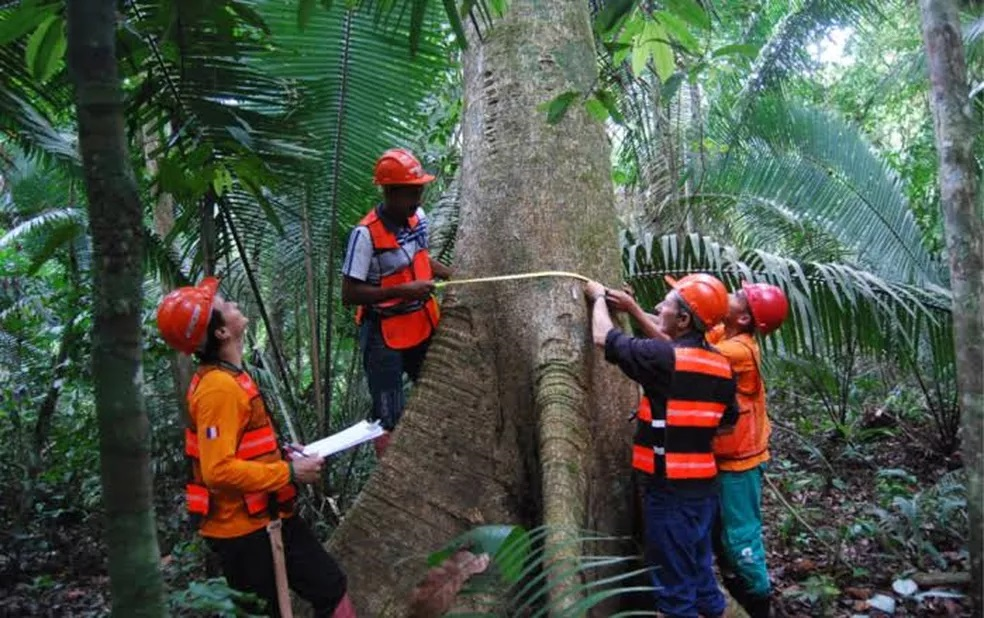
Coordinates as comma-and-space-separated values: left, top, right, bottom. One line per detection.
699, 99, 945, 285
623, 232, 952, 365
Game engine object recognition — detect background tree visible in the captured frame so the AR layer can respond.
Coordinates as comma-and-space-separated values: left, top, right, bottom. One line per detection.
326, 0, 638, 613
66, 0, 165, 615
919, 0, 984, 609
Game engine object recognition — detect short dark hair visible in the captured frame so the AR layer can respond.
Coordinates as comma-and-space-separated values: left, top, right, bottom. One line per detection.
193, 308, 225, 363
675, 296, 706, 333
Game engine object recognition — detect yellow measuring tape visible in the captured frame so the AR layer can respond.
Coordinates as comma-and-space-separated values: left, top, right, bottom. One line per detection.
434, 270, 592, 288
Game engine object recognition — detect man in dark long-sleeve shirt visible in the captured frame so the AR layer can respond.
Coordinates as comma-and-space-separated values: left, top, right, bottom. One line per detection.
586, 274, 738, 618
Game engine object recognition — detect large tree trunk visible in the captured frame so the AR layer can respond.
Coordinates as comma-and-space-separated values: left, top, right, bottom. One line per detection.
67, 1, 166, 616
919, 0, 984, 612
326, 0, 636, 615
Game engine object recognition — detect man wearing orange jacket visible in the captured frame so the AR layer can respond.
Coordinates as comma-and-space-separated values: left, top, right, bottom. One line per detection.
341, 148, 452, 457
706, 282, 788, 618
157, 278, 355, 617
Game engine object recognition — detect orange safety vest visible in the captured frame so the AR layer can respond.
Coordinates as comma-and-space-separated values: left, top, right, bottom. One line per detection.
711, 333, 771, 472
184, 366, 296, 521
353, 209, 440, 350
631, 346, 735, 481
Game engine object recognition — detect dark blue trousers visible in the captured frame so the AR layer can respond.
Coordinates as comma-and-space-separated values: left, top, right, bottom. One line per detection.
359, 318, 430, 430
643, 486, 725, 618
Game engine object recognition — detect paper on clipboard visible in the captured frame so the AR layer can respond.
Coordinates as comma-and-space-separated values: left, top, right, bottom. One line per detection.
302, 420, 385, 458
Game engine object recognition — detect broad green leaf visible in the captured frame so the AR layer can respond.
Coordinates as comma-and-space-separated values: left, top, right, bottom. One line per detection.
595, 89, 625, 125
648, 23, 675, 82
711, 43, 760, 59
539, 90, 579, 124
212, 166, 234, 198
665, 0, 710, 30
427, 525, 531, 584
0, 2, 57, 45
489, 0, 509, 17
630, 32, 649, 76
584, 97, 609, 122
25, 14, 64, 83
661, 71, 685, 102
655, 10, 698, 54
594, 0, 638, 35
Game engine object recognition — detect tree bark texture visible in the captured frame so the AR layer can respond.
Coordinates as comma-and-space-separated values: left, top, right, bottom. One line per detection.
919, 0, 984, 611
326, 0, 637, 615
67, 1, 166, 616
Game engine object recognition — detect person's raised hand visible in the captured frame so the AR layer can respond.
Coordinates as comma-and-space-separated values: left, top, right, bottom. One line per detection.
584, 281, 606, 302
604, 288, 638, 313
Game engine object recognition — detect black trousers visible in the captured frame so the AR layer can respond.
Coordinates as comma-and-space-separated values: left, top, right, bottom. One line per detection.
207, 516, 347, 617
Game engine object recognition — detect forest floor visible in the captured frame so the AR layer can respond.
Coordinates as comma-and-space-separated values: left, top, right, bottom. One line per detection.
0, 419, 974, 617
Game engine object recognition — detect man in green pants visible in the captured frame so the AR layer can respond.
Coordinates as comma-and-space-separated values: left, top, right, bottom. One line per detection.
706, 282, 789, 618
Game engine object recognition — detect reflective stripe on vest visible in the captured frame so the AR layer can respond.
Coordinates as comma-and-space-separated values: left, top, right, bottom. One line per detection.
185, 367, 294, 520
632, 444, 656, 474
631, 344, 733, 480
674, 348, 732, 379
186, 483, 210, 516
666, 400, 726, 428
665, 452, 717, 479
185, 426, 277, 461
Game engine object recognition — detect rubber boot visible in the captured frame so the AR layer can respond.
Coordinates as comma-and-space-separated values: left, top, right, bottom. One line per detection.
721, 574, 750, 610
373, 431, 391, 459
741, 594, 771, 618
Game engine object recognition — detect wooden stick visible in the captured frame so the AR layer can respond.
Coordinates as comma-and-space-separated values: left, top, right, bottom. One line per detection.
912, 571, 971, 588
266, 520, 293, 618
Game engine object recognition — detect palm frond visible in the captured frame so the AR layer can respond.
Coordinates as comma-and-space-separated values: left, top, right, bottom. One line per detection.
694, 99, 944, 285
727, 0, 882, 109
623, 232, 952, 366
422, 525, 653, 616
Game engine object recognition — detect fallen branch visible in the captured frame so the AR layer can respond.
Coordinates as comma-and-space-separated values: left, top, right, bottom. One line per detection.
912, 572, 971, 588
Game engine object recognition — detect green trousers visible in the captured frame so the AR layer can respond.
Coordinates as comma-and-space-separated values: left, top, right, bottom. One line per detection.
717, 465, 770, 596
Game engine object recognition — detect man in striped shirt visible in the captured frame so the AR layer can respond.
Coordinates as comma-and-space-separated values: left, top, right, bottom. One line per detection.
341, 149, 452, 456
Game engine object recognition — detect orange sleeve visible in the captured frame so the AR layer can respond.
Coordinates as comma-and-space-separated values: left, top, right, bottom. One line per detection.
194, 373, 291, 494
706, 324, 726, 345
714, 338, 755, 372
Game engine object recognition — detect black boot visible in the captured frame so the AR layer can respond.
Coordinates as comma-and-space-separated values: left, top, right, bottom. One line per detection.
741, 594, 771, 618
722, 574, 750, 609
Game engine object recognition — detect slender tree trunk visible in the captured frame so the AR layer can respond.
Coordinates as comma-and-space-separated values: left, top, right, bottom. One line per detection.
326, 1, 636, 614
142, 123, 193, 424
67, 1, 166, 615
301, 187, 325, 433
919, 0, 984, 611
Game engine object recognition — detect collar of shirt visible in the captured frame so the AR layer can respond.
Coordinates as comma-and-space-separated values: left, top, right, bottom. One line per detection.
375, 203, 412, 233
672, 330, 707, 348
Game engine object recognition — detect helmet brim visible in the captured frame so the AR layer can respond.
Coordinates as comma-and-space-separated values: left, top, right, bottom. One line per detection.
663, 275, 679, 288
375, 173, 436, 186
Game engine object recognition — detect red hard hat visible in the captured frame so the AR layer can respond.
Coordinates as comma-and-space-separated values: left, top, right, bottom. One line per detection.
664, 273, 729, 329
742, 281, 789, 335
156, 277, 219, 354
373, 148, 435, 186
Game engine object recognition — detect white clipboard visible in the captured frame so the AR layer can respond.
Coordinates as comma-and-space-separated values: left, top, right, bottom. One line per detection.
301, 420, 386, 458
